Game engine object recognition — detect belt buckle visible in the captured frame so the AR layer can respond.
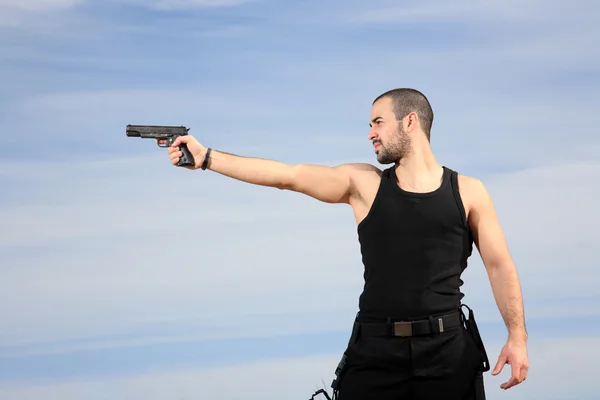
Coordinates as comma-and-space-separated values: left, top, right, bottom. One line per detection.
393, 321, 413, 337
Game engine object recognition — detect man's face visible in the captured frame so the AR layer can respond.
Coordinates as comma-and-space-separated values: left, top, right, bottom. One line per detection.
368, 97, 411, 165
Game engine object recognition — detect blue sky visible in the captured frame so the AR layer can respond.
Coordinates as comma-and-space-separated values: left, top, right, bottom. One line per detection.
1, 0, 599, 399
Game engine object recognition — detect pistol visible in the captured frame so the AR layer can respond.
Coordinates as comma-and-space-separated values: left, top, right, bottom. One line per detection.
126, 124, 195, 167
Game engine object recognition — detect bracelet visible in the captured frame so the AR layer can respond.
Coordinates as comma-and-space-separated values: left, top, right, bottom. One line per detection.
201, 147, 212, 170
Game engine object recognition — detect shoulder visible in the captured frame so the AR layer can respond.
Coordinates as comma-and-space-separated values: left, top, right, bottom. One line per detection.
455, 173, 494, 215
335, 163, 383, 181
457, 173, 487, 194
338, 162, 382, 174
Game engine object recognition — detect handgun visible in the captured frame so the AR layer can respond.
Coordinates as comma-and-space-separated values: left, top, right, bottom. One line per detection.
126, 124, 195, 167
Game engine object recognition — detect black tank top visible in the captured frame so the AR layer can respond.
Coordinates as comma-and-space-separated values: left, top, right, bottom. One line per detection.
356, 166, 473, 320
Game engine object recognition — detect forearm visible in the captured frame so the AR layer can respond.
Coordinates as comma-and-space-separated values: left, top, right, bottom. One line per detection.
487, 262, 528, 342
203, 148, 294, 189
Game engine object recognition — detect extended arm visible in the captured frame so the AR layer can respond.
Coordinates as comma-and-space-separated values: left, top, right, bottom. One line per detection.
167, 135, 375, 204
206, 149, 362, 203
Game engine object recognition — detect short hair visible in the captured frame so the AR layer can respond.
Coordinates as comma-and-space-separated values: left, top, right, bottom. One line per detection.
373, 88, 434, 141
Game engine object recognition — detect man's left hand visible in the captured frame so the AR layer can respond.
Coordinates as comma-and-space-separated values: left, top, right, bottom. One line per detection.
491, 337, 529, 390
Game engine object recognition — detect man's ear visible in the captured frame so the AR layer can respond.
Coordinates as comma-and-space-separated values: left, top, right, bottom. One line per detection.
405, 112, 419, 133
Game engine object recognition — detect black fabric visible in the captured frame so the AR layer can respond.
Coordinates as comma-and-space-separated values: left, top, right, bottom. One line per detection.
329, 166, 488, 399
356, 166, 474, 320
335, 319, 484, 400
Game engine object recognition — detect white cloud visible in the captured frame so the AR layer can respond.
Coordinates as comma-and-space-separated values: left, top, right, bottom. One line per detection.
321, 0, 599, 82
1, 154, 598, 350
0, 0, 80, 11
0, 336, 597, 400
483, 336, 600, 399
18, 88, 297, 127
0, 2, 597, 398
0, 0, 250, 12
1, 353, 341, 400
144, 0, 257, 9
337, 0, 591, 24
104, 0, 257, 11
3, 0, 597, 167
9, 48, 599, 172
0, 0, 81, 27
0, 0, 253, 30
455, 161, 600, 321
0, 153, 363, 346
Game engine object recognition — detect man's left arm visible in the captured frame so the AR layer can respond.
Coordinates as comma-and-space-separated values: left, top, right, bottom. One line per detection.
464, 177, 529, 390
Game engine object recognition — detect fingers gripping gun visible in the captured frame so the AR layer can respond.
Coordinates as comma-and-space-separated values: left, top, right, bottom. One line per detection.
126, 125, 195, 167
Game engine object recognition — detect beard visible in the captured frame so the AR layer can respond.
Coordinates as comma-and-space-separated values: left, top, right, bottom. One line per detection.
375, 125, 412, 165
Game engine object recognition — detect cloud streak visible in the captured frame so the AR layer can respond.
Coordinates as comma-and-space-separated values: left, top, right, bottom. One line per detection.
0, 0, 81, 27
137, 0, 257, 9
1, 154, 598, 348
0, 0, 80, 11
1, 0, 599, 398
1, 336, 600, 400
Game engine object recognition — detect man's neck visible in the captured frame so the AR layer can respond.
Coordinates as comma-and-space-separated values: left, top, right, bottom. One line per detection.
393, 145, 443, 192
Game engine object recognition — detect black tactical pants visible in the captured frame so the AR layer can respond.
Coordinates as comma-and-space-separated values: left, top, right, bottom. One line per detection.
334, 308, 487, 400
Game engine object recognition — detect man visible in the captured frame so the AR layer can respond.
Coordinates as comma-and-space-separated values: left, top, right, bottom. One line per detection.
164, 88, 529, 399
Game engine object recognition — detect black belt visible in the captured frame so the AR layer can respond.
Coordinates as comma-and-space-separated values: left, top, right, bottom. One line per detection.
358, 311, 462, 337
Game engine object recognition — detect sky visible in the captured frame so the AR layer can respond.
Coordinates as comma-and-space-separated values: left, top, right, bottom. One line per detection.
1, 0, 599, 399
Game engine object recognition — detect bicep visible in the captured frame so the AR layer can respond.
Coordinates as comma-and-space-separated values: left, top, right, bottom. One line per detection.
468, 180, 512, 269
286, 163, 374, 204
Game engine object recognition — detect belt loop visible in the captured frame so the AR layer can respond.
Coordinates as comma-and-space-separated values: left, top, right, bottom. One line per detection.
428, 316, 444, 333
428, 316, 436, 333
386, 316, 392, 335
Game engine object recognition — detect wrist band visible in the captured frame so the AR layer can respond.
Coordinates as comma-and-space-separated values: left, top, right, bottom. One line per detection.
201, 148, 212, 170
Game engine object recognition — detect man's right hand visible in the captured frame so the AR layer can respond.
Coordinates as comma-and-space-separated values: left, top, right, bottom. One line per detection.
166, 135, 207, 170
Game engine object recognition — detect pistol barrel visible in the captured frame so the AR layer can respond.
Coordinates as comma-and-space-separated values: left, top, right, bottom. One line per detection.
126, 124, 143, 137
126, 124, 188, 138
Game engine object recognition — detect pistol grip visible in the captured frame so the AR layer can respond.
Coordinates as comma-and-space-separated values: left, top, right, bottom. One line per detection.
178, 143, 195, 167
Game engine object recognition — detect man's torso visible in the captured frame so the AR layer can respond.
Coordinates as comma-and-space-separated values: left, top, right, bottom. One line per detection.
346, 164, 476, 319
